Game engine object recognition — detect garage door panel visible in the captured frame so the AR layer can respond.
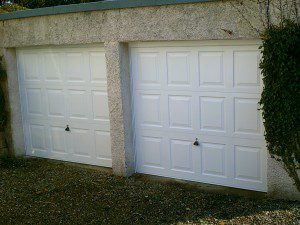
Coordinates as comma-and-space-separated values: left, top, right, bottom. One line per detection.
168, 95, 193, 130
29, 124, 47, 153
134, 51, 161, 89
18, 45, 112, 167
233, 50, 261, 89
135, 91, 163, 129
166, 51, 192, 88
143, 136, 164, 168
170, 139, 195, 173
89, 51, 107, 84
234, 97, 263, 136
50, 126, 68, 154
43, 52, 63, 82
94, 130, 111, 160
67, 120, 110, 132
46, 89, 66, 119
199, 96, 226, 133
25, 88, 44, 117
133, 41, 267, 192
91, 90, 110, 122
231, 138, 266, 191
201, 142, 226, 177
65, 52, 88, 84
199, 51, 225, 88
20, 52, 41, 82
234, 145, 262, 182
68, 89, 91, 121
27, 148, 49, 158
69, 127, 93, 157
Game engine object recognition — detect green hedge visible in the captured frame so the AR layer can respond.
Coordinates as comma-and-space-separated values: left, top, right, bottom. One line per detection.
0, 1, 105, 11
13, 0, 102, 9
0, 3, 27, 12
259, 20, 300, 191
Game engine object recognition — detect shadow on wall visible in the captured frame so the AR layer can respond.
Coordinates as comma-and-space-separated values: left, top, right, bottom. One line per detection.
0, 55, 9, 157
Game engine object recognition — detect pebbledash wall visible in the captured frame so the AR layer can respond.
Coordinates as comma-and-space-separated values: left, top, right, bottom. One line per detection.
0, 0, 299, 200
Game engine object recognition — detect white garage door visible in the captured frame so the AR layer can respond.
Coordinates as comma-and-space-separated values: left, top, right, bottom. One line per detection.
131, 41, 267, 192
17, 45, 112, 167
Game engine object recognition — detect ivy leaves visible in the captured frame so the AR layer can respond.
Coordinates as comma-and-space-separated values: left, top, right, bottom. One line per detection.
259, 20, 300, 191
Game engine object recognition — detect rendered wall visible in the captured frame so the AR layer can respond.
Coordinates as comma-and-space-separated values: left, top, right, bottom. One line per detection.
0, 0, 299, 200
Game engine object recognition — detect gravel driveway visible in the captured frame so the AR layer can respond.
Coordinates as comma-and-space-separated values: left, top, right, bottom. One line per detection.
0, 157, 299, 225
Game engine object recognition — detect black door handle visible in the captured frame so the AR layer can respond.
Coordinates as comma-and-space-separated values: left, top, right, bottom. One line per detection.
193, 138, 199, 146
65, 125, 70, 132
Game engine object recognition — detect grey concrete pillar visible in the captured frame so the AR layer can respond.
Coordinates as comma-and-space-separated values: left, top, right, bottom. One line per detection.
105, 42, 135, 176
2, 48, 25, 156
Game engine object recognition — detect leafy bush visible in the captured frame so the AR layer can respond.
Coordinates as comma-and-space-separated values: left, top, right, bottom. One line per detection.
259, 20, 300, 191
0, 1, 104, 11
0, 3, 27, 12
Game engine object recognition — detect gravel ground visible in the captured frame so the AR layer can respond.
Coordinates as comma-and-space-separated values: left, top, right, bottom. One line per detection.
0, 157, 299, 225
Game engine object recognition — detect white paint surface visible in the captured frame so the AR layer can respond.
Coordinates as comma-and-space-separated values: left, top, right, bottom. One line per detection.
131, 41, 267, 192
17, 45, 112, 167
